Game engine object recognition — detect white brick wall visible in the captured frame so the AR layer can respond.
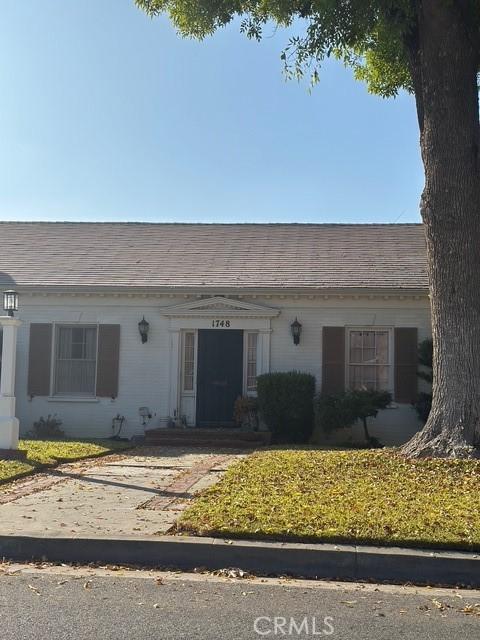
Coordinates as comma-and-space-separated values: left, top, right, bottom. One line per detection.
264, 296, 430, 446
11, 292, 431, 445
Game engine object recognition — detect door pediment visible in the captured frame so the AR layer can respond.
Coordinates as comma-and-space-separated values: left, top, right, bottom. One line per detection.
162, 296, 280, 318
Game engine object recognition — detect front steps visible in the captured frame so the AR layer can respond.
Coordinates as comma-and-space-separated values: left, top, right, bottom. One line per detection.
144, 427, 271, 449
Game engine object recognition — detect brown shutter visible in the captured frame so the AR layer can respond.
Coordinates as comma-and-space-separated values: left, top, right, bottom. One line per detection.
394, 328, 418, 403
322, 327, 345, 394
27, 323, 53, 396
96, 324, 120, 398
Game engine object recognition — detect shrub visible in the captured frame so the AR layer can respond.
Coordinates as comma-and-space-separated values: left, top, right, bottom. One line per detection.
314, 393, 356, 434
314, 389, 392, 447
417, 339, 433, 382
348, 389, 392, 446
415, 392, 432, 423
256, 371, 315, 443
30, 414, 65, 439
414, 338, 433, 422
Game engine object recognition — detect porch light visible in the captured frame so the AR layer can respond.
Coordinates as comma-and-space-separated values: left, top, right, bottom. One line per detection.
290, 317, 302, 346
3, 290, 18, 317
138, 316, 150, 343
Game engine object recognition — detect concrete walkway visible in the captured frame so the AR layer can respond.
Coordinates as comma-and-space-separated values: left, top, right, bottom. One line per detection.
0, 447, 243, 538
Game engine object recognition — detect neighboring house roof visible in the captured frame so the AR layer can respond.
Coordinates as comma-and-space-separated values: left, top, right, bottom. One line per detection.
0, 222, 428, 291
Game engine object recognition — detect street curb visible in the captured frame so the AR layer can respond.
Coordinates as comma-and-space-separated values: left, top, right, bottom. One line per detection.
0, 534, 478, 587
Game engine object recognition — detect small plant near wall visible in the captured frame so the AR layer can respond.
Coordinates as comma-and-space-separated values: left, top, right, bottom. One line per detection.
314, 393, 356, 434
349, 390, 392, 446
233, 396, 259, 431
315, 389, 392, 448
29, 414, 65, 440
257, 371, 315, 443
414, 338, 433, 423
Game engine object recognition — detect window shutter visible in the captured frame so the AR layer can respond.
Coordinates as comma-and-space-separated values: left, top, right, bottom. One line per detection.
96, 324, 120, 398
394, 328, 418, 403
322, 327, 345, 394
27, 323, 53, 396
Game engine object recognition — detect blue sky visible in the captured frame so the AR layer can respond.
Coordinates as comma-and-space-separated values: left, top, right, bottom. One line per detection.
0, 0, 423, 223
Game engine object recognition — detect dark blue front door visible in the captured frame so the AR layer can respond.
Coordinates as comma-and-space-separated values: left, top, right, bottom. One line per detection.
196, 329, 243, 427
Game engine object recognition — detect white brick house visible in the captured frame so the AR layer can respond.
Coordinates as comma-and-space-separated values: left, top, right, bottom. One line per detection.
0, 222, 430, 445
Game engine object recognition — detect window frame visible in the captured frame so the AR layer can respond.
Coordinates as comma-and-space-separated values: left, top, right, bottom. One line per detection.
345, 327, 394, 394
51, 323, 99, 398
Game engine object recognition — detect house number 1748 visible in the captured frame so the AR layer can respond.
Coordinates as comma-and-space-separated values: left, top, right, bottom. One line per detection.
211, 320, 231, 328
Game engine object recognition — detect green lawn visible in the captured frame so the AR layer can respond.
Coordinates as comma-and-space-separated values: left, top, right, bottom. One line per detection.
0, 439, 131, 486
178, 449, 480, 551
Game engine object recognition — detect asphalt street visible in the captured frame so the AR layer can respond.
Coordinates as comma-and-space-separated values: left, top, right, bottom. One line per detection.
0, 565, 478, 639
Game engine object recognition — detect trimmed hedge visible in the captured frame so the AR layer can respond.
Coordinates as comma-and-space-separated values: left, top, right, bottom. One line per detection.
256, 371, 316, 443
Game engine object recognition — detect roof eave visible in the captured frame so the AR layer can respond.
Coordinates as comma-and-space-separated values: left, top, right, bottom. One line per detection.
14, 283, 429, 297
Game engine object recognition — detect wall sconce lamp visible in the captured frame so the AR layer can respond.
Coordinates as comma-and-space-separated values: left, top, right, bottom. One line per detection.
138, 316, 150, 343
3, 289, 19, 317
290, 317, 302, 346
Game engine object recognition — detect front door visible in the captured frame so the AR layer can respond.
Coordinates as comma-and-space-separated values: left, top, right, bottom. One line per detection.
196, 329, 243, 427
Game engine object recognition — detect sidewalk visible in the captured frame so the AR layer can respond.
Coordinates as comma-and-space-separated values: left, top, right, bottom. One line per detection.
0, 446, 243, 538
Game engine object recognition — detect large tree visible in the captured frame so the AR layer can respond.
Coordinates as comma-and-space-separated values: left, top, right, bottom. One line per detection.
136, 0, 480, 458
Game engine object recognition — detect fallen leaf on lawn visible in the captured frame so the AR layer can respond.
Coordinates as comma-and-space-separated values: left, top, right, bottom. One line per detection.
459, 604, 480, 616
215, 567, 249, 579
28, 585, 40, 595
193, 567, 208, 574
432, 599, 450, 611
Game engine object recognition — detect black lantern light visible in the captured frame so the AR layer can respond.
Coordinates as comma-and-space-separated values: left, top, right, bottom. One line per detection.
138, 316, 150, 343
290, 317, 302, 346
3, 290, 18, 317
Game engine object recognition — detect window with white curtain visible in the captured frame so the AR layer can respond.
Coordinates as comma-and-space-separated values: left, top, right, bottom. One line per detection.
54, 326, 97, 396
183, 331, 195, 392
347, 329, 391, 391
246, 333, 258, 392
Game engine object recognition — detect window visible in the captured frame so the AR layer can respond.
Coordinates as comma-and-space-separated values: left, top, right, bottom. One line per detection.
183, 332, 195, 392
54, 326, 97, 396
246, 333, 258, 392
348, 329, 390, 391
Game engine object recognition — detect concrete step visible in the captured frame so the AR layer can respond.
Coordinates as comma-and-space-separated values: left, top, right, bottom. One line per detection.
143, 437, 263, 449
144, 428, 271, 448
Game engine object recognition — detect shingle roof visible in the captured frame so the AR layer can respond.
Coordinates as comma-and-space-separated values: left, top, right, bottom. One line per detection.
0, 222, 428, 291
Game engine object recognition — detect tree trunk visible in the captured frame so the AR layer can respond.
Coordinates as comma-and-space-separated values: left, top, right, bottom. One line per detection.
362, 417, 371, 444
402, 0, 480, 458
